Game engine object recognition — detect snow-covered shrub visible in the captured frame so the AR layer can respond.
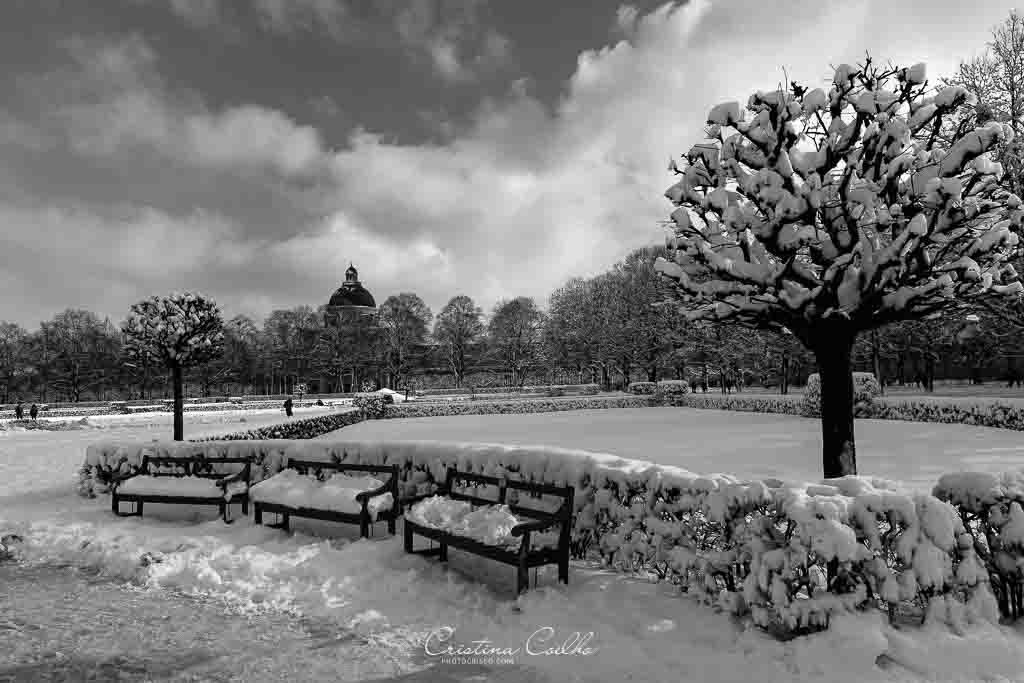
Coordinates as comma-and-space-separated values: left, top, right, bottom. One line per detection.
656, 380, 690, 395
933, 470, 1024, 620
628, 382, 657, 395
804, 373, 880, 417
353, 393, 389, 418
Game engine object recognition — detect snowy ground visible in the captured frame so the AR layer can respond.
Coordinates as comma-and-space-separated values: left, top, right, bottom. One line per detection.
339, 408, 1024, 492
2, 407, 1024, 681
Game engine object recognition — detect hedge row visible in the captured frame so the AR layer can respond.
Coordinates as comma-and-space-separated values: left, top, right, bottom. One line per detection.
190, 409, 364, 443
384, 395, 654, 419
418, 384, 600, 396
78, 438, 1019, 630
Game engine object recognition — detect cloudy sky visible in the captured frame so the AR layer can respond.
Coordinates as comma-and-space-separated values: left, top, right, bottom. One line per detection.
0, 0, 1014, 327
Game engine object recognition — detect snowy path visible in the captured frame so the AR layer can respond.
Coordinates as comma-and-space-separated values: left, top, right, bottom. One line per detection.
339, 407, 1024, 492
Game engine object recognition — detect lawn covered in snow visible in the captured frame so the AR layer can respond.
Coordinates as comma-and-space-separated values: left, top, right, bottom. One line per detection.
4, 406, 1024, 681
338, 407, 1024, 492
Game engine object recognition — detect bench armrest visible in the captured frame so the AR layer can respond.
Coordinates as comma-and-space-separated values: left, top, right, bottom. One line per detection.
510, 517, 559, 538
355, 480, 394, 503
399, 489, 447, 509
109, 469, 141, 489
215, 463, 251, 489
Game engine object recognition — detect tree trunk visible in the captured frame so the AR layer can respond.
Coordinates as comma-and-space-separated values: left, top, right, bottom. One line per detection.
781, 354, 790, 395
814, 338, 857, 478
870, 329, 884, 396
172, 364, 184, 441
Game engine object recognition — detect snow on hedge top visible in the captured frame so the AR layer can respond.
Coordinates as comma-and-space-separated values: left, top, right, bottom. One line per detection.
661, 60, 1024, 330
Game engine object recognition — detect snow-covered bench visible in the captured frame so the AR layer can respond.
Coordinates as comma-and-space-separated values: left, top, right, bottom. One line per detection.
251, 460, 400, 538
111, 455, 253, 523
402, 468, 574, 594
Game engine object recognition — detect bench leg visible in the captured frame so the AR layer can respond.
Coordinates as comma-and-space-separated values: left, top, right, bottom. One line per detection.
438, 541, 448, 562
404, 522, 414, 553
135, 501, 143, 517
241, 498, 249, 516
220, 501, 231, 524
559, 553, 569, 585
387, 516, 396, 535
360, 516, 370, 539
517, 563, 529, 595
111, 494, 119, 515
281, 513, 289, 532
254, 505, 263, 525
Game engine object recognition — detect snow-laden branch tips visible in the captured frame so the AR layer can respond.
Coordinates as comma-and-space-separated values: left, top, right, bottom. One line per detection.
122, 292, 225, 369
656, 60, 1024, 338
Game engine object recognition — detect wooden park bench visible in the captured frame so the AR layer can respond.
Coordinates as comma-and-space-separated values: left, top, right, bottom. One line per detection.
402, 468, 574, 594
251, 460, 401, 538
111, 455, 253, 523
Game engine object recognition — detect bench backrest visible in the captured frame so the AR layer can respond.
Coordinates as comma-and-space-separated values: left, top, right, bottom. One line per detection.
141, 455, 252, 482
443, 468, 574, 520
285, 459, 400, 492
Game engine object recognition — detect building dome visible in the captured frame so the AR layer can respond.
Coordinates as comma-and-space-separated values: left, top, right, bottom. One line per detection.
327, 264, 376, 309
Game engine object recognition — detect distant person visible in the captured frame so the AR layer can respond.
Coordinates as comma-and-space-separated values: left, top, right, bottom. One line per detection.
29, 403, 38, 421
283, 397, 293, 418
14, 401, 23, 420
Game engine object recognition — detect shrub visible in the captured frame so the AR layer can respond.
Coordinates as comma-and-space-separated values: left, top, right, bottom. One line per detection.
803, 372, 880, 417
353, 393, 389, 418
191, 410, 364, 443
656, 380, 690, 396
628, 381, 657, 395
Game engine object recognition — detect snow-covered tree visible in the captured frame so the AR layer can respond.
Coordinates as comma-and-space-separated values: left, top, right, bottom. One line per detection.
656, 58, 1024, 477
122, 292, 225, 440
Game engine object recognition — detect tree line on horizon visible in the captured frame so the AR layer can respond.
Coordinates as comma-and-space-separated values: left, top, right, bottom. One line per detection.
0, 241, 1021, 405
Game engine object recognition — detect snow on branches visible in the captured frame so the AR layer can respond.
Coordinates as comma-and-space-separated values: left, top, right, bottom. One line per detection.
122, 292, 225, 369
656, 59, 1024, 338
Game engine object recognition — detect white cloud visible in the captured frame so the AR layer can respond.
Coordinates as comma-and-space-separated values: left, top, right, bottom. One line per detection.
6, 0, 1016, 325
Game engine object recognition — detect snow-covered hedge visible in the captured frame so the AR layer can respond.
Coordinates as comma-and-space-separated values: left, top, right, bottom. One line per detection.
660, 393, 806, 416
864, 400, 1024, 431
656, 380, 691, 395
384, 395, 654, 419
804, 373, 881, 417
933, 470, 1024, 620
420, 384, 600, 396
628, 382, 658, 395
192, 410, 364, 443
78, 437, 1009, 630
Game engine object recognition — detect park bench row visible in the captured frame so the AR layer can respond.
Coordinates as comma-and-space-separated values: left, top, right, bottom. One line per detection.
109, 455, 573, 594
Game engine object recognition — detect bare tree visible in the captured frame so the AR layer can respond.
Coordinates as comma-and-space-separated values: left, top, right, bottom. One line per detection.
433, 295, 484, 387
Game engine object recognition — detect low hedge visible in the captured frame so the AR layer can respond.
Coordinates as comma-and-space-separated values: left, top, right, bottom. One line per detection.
419, 383, 600, 396
804, 372, 881, 417
79, 438, 1015, 631
661, 393, 806, 416
191, 409, 364, 443
382, 395, 654, 419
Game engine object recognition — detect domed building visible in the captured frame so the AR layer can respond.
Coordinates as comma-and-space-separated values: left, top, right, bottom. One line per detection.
324, 264, 377, 326
316, 264, 383, 394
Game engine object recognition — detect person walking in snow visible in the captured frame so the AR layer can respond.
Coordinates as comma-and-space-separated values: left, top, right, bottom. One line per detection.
29, 403, 38, 421
14, 401, 23, 420
283, 397, 293, 418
